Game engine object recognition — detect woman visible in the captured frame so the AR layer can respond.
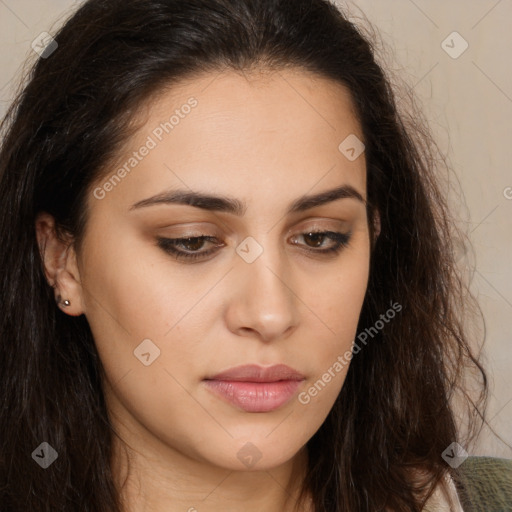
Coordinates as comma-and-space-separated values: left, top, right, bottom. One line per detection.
0, 0, 509, 511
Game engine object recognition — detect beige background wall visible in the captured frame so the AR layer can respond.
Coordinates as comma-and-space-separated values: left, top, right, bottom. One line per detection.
0, 0, 510, 458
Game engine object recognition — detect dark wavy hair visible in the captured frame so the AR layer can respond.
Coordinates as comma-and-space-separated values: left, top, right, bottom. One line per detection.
0, 0, 498, 510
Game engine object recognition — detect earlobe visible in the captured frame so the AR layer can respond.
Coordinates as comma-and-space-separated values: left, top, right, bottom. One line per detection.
35, 212, 85, 316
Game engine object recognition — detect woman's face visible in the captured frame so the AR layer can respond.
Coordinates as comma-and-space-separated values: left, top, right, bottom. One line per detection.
66, 68, 370, 472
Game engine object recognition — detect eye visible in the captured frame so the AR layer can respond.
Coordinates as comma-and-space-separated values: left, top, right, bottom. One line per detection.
290, 230, 351, 255
156, 229, 352, 263
156, 235, 222, 262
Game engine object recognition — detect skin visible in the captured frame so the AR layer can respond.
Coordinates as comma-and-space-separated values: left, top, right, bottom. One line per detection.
36, 67, 378, 512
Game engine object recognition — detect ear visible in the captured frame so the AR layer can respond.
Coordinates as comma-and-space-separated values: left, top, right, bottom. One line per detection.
35, 212, 85, 316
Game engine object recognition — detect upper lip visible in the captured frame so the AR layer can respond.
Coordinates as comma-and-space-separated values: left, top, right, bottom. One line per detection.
205, 364, 305, 382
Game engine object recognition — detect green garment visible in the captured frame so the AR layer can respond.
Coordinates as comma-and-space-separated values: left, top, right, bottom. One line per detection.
454, 456, 512, 511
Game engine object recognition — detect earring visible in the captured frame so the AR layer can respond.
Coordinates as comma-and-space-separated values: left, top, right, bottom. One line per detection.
56, 294, 70, 307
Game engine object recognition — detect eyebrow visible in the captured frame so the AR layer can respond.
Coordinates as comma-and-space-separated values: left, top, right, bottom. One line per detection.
129, 184, 366, 216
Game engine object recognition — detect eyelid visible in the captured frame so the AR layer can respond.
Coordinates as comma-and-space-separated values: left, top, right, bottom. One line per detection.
155, 226, 352, 264
156, 219, 352, 248
159, 217, 353, 238
287, 219, 350, 236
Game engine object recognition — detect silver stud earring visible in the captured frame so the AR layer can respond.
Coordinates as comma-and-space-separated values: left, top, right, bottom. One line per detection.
56, 295, 70, 307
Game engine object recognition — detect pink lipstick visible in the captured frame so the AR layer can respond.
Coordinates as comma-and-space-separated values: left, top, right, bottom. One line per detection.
203, 364, 305, 413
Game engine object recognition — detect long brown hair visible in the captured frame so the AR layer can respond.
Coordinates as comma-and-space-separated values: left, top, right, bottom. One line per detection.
0, 1, 495, 510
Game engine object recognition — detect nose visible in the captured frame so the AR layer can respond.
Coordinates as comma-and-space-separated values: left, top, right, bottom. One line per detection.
224, 239, 299, 343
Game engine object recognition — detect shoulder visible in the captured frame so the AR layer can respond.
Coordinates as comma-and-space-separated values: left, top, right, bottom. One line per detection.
388, 458, 512, 512
452, 455, 512, 512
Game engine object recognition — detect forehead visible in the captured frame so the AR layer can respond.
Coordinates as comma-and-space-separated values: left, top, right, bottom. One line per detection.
131, 64, 363, 150
91, 67, 366, 215
146, 66, 362, 142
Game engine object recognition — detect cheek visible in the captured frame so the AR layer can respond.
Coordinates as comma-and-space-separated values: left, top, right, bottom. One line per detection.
78, 230, 163, 376
310, 248, 370, 337
80, 226, 219, 385
300, 247, 370, 391
79, 238, 212, 441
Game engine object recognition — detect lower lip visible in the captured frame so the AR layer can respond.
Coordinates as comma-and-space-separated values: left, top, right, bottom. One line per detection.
203, 379, 303, 412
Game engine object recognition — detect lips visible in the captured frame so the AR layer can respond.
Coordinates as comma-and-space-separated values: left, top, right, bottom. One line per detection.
203, 364, 305, 413
206, 363, 305, 382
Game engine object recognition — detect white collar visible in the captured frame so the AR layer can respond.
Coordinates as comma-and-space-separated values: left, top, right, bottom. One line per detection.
424, 473, 465, 512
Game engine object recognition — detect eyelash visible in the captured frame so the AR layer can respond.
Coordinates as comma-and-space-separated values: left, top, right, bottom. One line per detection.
156, 230, 351, 262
